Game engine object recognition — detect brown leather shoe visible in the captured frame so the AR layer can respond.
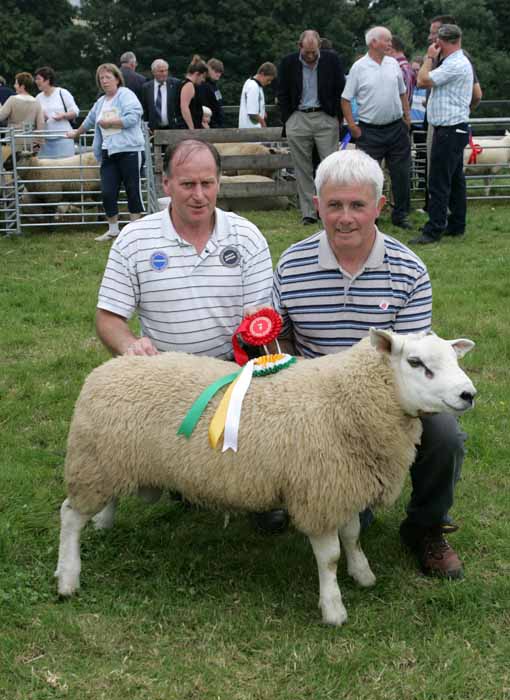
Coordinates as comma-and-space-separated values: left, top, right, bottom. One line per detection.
400, 522, 464, 580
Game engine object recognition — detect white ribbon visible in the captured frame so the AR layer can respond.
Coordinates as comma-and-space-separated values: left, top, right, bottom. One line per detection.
222, 360, 255, 452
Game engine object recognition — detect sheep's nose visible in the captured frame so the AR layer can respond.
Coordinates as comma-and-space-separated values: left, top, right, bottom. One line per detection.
460, 391, 475, 405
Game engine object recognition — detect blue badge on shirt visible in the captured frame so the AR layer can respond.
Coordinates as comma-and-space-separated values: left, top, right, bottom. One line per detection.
220, 246, 240, 267
150, 251, 169, 271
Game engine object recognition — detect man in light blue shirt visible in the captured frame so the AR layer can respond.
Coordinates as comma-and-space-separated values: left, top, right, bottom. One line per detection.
411, 24, 473, 244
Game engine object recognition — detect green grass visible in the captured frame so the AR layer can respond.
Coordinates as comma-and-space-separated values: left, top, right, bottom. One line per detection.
1, 202, 509, 699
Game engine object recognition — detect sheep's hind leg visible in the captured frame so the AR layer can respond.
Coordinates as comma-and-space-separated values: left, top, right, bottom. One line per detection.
339, 513, 376, 588
309, 530, 348, 626
55, 498, 91, 596
92, 499, 118, 530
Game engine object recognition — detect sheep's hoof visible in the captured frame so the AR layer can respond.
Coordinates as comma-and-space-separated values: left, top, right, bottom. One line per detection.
321, 607, 348, 627
320, 597, 348, 626
56, 575, 80, 597
351, 567, 376, 588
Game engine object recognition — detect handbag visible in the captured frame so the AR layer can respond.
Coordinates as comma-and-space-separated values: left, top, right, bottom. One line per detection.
59, 89, 78, 128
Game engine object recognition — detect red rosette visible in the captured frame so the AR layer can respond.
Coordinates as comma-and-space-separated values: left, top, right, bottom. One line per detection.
232, 308, 283, 365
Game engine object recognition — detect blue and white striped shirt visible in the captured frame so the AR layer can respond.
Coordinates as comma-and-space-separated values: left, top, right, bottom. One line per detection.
272, 228, 432, 358
427, 49, 473, 126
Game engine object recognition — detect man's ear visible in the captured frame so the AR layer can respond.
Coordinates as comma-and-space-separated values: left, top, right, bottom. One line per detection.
376, 195, 386, 217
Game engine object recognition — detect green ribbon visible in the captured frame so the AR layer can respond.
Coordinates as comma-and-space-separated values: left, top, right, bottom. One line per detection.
177, 371, 241, 438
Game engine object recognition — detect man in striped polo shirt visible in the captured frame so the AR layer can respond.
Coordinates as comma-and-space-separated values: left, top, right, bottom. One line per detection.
96, 139, 273, 359
273, 149, 467, 579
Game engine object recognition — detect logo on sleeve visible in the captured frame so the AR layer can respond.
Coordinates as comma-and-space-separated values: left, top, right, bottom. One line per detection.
150, 251, 169, 271
220, 246, 240, 267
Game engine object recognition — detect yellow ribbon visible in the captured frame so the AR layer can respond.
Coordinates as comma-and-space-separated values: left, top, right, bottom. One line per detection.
208, 376, 239, 449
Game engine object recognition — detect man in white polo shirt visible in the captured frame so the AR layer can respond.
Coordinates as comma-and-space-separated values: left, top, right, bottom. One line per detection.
96, 139, 272, 358
342, 26, 412, 231
96, 138, 286, 533
273, 149, 467, 580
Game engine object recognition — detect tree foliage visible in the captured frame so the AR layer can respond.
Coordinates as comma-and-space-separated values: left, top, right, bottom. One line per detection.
0, 0, 509, 110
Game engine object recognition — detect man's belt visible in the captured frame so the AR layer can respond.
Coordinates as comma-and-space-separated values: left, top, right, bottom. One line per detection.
358, 118, 402, 129
299, 107, 322, 113
433, 122, 469, 130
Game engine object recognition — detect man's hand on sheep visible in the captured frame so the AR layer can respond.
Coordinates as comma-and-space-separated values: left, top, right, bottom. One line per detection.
125, 336, 160, 356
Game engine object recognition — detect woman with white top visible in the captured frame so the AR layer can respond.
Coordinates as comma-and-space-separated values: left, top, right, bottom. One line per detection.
67, 63, 145, 242
0, 72, 44, 131
35, 66, 79, 158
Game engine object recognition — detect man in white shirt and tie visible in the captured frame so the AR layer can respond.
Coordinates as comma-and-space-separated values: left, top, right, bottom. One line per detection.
141, 58, 180, 131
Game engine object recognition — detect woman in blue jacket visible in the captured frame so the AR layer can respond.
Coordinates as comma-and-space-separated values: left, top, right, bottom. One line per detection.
67, 63, 145, 242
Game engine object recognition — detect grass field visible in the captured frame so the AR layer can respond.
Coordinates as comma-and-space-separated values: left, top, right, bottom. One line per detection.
1, 202, 509, 699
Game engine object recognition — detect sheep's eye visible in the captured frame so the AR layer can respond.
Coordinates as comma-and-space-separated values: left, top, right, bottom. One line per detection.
407, 358, 423, 368
408, 357, 434, 379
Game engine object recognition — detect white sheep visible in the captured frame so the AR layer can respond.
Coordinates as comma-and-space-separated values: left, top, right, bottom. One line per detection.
463, 130, 510, 195
214, 142, 289, 178
56, 329, 476, 625
4, 149, 100, 221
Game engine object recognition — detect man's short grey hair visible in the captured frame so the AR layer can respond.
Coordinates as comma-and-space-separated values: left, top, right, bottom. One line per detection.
315, 150, 384, 201
120, 51, 137, 65
151, 59, 169, 72
365, 26, 390, 46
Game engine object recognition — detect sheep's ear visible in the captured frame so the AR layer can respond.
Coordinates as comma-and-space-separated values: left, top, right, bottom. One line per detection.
449, 338, 475, 358
369, 328, 398, 355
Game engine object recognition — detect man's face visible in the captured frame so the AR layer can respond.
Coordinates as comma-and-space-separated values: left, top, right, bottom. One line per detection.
162, 148, 220, 229
259, 74, 274, 87
153, 64, 169, 82
300, 38, 320, 65
428, 22, 441, 45
372, 31, 393, 56
314, 182, 385, 258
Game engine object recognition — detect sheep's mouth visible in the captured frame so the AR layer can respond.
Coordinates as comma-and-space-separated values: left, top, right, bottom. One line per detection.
442, 398, 474, 413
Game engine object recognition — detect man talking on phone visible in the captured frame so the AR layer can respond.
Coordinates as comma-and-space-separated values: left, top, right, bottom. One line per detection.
410, 25, 473, 244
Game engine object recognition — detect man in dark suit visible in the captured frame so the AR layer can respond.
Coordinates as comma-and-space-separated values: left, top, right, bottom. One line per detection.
278, 30, 345, 224
141, 59, 180, 131
119, 51, 147, 102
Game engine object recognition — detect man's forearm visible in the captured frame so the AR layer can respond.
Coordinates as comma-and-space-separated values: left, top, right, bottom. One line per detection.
341, 98, 355, 129
417, 56, 434, 88
96, 308, 137, 356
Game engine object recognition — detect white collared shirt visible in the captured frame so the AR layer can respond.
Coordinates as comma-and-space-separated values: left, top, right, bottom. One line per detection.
153, 80, 168, 125
342, 54, 406, 124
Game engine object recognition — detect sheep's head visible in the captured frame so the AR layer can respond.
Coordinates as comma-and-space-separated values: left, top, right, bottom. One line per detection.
370, 328, 476, 417
1, 146, 36, 171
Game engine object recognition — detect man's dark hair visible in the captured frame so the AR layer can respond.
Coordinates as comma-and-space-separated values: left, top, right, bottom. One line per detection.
163, 139, 221, 178
257, 62, 277, 78
430, 14, 456, 25
391, 36, 406, 53
320, 37, 333, 49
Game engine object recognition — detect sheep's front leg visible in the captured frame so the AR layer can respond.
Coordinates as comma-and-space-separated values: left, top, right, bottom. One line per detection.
55, 498, 90, 596
339, 513, 376, 588
309, 530, 347, 626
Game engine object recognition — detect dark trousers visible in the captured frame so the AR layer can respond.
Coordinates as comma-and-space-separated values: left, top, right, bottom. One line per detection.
423, 124, 469, 239
405, 413, 466, 527
100, 150, 145, 218
356, 120, 411, 223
